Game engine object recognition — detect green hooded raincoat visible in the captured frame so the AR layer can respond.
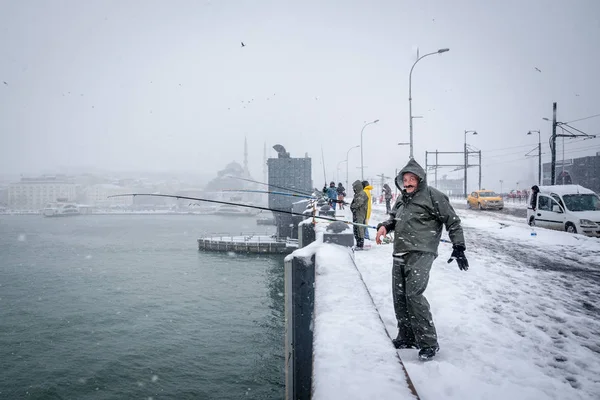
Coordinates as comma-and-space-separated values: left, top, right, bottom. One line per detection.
378, 159, 465, 255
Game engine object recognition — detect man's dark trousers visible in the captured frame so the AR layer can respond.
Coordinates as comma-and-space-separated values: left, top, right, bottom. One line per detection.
392, 252, 439, 348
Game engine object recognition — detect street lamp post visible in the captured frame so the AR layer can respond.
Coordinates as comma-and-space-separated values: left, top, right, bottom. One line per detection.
345, 145, 360, 188
464, 130, 477, 198
360, 119, 379, 181
336, 160, 346, 184
408, 48, 449, 159
527, 130, 541, 184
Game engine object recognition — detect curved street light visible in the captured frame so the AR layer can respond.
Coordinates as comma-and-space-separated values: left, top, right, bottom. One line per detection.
408, 48, 449, 159
360, 119, 379, 181
336, 160, 347, 184
345, 145, 360, 188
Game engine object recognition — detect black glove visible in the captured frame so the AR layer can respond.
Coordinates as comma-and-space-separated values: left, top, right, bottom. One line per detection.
447, 244, 469, 271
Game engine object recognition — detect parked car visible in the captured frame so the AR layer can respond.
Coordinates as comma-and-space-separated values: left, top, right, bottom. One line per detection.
467, 190, 504, 210
527, 184, 600, 237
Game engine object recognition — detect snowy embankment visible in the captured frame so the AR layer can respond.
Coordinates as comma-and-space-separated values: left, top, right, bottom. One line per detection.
292, 230, 417, 400
339, 200, 600, 400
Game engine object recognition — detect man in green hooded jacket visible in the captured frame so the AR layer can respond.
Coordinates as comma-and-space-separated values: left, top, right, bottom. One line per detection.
350, 180, 368, 249
376, 159, 469, 361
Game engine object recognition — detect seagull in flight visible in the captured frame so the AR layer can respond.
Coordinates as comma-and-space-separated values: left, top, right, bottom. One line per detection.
241, 42, 245, 47
534, 67, 541, 72
2, 81, 7, 86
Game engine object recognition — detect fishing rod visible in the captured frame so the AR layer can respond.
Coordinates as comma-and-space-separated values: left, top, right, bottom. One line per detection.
225, 175, 347, 204
222, 189, 315, 199
224, 188, 350, 205
225, 175, 315, 197
107, 193, 376, 229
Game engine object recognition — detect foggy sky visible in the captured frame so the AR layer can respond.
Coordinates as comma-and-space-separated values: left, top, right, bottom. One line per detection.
1, 0, 599, 192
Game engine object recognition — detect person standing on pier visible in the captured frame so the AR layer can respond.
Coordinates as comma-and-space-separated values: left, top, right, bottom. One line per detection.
383, 183, 393, 214
362, 180, 373, 240
350, 180, 368, 250
375, 159, 469, 361
337, 182, 346, 210
324, 181, 338, 210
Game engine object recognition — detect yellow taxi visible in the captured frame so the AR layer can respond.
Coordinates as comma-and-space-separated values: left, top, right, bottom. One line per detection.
467, 190, 504, 210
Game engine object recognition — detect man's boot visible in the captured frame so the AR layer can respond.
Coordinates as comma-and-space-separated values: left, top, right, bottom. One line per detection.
392, 338, 418, 349
418, 345, 439, 361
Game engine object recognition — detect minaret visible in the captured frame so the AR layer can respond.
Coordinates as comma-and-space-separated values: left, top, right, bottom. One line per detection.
243, 136, 249, 177
263, 141, 267, 183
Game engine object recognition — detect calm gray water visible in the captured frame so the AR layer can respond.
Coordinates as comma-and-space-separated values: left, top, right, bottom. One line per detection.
0, 214, 284, 399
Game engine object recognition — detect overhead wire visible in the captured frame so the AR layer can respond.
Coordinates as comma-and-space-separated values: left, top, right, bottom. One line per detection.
564, 113, 600, 124
480, 144, 600, 168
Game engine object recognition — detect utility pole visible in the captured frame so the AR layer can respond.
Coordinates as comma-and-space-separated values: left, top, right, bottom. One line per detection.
394, 168, 398, 197
435, 150, 439, 187
551, 102, 557, 185
425, 150, 480, 196
546, 102, 596, 185
464, 141, 467, 197
425, 151, 440, 188
425, 152, 428, 184
538, 137, 542, 185
464, 130, 478, 197
478, 151, 482, 190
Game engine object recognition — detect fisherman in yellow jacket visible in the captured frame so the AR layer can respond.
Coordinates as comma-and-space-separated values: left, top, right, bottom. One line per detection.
362, 180, 373, 239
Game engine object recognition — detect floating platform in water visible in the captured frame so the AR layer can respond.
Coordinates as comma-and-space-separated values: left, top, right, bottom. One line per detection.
256, 217, 276, 226
197, 234, 297, 254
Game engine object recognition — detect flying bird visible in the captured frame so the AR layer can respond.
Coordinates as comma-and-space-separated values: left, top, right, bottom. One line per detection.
241, 42, 245, 47
2, 81, 7, 86
534, 67, 541, 72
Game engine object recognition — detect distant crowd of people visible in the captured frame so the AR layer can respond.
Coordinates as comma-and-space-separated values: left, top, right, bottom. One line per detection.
322, 181, 398, 213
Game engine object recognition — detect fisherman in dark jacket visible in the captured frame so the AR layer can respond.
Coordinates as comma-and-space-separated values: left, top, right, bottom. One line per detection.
350, 180, 368, 249
375, 159, 468, 361
383, 183, 393, 214
325, 181, 338, 210
337, 183, 346, 210
530, 185, 540, 211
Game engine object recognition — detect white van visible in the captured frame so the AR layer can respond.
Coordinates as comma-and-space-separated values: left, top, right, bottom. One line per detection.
527, 185, 600, 237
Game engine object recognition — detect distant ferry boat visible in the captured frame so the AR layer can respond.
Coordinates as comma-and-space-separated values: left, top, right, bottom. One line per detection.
42, 202, 81, 217
213, 205, 257, 217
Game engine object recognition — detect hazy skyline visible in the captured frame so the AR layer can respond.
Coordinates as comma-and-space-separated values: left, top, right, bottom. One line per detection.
1, 0, 599, 191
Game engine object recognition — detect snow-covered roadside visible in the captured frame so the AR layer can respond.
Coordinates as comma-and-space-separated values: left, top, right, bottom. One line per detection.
449, 196, 529, 210
344, 201, 600, 399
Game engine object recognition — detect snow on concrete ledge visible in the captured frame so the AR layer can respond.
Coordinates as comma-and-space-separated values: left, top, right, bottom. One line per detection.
312, 243, 417, 400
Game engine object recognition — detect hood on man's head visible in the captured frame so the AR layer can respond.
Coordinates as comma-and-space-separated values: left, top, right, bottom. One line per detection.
395, 159, 427, 190
352, 180, 364, 193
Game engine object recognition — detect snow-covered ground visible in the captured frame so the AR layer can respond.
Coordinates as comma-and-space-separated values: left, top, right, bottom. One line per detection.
311, 199, 600, 399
